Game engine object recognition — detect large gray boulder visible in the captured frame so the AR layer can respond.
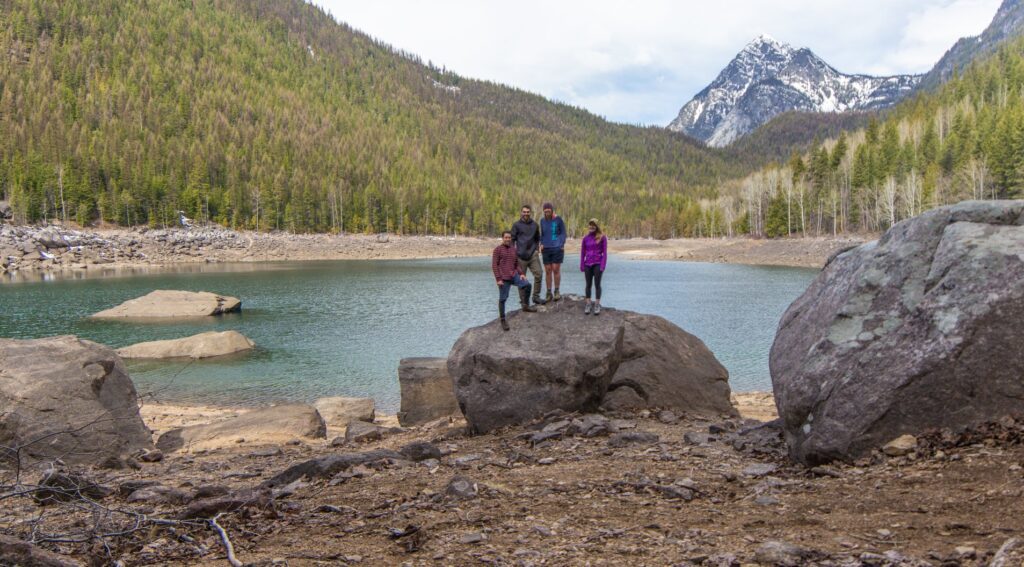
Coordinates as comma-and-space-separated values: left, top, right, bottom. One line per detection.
603, 312, 736, 416
0, 336, 153, 467
771, 201, 1024, 465
156, 404, 326, 453
116, 331, 255, 359
449, 299, 626, 433
91, 290, 241, 319
398, 358, 460, 427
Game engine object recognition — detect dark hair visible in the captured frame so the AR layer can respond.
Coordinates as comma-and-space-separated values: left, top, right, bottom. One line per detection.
521, 205, 532, 212
501, 230, 512, 237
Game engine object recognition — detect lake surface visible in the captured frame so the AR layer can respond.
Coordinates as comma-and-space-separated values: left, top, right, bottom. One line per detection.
0, 257, 817, 411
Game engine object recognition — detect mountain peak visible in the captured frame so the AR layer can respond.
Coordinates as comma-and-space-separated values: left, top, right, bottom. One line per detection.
668, 38, 919, 147
746, 34, 791, 52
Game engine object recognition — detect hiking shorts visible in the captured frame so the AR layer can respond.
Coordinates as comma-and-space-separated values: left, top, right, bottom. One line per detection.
542, 248, 564, 265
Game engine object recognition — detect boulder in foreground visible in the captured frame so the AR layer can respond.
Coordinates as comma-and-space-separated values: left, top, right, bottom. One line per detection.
116, 330, 254, 359
449, 299, 625, 433
0, 336, 153, 467
156, 404, 326, 452
398, 358, 460, 427
91, 290, 241, 319
771, 201, 1024, 465
603, 312, 736, 416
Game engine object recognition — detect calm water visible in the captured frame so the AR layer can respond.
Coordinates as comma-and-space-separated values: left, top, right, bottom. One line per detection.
0, 257, 816, 411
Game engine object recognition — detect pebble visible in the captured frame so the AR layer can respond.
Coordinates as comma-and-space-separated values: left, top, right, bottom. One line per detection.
883, 434, 917, 456
742, 463, 779, 478
459, 532, 485, 544
446, 475, 479, 500
607, 431, 660, 448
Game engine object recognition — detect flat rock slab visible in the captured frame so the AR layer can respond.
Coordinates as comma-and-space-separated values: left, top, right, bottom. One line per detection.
116, 330, 254, 359
449, 298, 625, 433
771, 201, 1024, 464
398, 357, 460, 427
313, 396, 375, 428
0, 336, 153, 466
91, 290, 241, 318
156, 404, 326, 452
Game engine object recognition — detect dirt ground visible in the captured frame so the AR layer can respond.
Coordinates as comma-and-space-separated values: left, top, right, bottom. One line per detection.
4, 394, 1022, 566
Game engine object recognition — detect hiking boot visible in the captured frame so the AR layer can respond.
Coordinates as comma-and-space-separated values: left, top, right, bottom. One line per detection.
553, 289, 561, 301
532, 294, 547, 306
519, 288, 537, 312
584, 302, 592, 315
546, 290, 554, 304
593, 304, 601, 316
500, 318, 510, 331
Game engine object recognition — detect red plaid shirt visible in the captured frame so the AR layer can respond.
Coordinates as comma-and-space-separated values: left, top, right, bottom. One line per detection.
492, 244, 521, 281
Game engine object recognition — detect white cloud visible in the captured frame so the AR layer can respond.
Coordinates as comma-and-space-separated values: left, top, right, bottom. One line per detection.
311, 0, 1002, 125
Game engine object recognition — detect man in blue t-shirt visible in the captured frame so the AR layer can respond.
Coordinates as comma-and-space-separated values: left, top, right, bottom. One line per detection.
539, 202, 567, 302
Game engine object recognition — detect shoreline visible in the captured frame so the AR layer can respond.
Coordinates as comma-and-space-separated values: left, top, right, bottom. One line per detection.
138, 391, 779, 438
1, 223, 871, 282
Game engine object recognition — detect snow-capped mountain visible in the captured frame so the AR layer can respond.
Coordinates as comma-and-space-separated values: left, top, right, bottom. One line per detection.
668, 35, 921, 147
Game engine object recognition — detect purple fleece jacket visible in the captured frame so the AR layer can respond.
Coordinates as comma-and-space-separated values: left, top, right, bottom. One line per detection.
580, 233, 607, 272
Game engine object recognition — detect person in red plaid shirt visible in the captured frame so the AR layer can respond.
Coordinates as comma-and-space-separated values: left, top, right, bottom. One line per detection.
493, 230, 536, 331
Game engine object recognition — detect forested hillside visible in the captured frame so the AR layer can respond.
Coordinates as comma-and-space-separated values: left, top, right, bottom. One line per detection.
1, 0, 767, 236
689, 35, 1024, 239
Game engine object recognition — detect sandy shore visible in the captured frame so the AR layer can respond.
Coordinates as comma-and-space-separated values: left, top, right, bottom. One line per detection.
609, 236, 869, 268
138, 392, 777, 440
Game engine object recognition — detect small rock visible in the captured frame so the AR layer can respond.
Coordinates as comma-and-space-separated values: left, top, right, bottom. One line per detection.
683, 432, 711, 446
708, 423, 729, 434
446, 475, 479, 500
954, 546, 976, 559
883, 435, 917, 457
139, 449, 164, 463
459, 532, 485, 544
345, 421, 387, 443
741, 463, 779, 478
876, 529, 893, 539
248, 447, 284, 457
657, 410, 677, 424
992, 537, 1024, 567
538, 458, 556, 465
754, 540, 807, 566
754, 495, 780, 506
331, 437, 347, 447
399, 441, 442, 462
529, 430, 563, 445
608, 431, 659, 448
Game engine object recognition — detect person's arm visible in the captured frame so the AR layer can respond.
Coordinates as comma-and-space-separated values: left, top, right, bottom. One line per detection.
492, 247, 502, 282
599, 236, 608, 272
538, 221, 545, 252
556, 218, 567, 248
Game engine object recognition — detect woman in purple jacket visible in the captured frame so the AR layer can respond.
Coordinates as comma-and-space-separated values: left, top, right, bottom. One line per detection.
580, 218, 607, 315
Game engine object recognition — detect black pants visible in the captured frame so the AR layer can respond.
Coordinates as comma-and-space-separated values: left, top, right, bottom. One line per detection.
584, 265, 603, 300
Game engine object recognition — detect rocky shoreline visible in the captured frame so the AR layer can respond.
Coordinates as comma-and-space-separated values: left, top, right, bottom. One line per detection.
0, 223, 865, 280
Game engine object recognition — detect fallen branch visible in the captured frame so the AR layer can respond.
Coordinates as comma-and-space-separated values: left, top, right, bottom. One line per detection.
210, 513, 243, 567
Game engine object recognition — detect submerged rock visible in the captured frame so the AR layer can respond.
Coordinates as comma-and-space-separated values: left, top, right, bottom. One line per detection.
116, 331, 254, 359
771, 201, 1024, 464
0, 336, 153, 467
91, 289, 241, 318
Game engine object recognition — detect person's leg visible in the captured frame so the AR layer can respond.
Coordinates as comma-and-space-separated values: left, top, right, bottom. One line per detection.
515, 274, 536, 312
584, 265, 594, 313
544, 262, 554, 302
529, 253, 545, 304
553, 262, 562, 300
499, 280, 512, 329
593, 268, 603, 314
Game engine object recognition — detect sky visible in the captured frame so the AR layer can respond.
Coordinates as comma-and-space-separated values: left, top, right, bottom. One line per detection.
311, 0, 1002, 126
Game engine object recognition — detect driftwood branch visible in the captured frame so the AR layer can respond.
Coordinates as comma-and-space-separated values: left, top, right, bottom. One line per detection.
210, 513, 244, 567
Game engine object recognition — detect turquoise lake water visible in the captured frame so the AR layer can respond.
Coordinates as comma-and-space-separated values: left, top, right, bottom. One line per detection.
0, 256, 817, 411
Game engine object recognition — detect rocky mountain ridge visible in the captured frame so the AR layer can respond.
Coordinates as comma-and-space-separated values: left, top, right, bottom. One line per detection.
668, 35, 920, 147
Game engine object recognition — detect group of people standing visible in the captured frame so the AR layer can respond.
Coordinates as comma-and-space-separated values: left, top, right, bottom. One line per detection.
491, 203, 608, 331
